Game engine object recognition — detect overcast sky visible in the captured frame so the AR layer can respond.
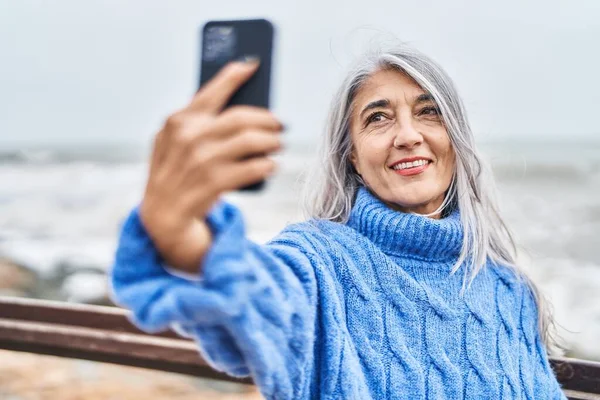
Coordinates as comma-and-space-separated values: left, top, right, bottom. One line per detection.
0, 0, 599, 149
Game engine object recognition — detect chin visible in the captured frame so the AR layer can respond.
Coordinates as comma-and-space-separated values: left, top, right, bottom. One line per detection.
389, 189, 430, 205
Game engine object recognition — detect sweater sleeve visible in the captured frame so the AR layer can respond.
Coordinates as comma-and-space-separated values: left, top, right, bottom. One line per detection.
109, 201, 318, 399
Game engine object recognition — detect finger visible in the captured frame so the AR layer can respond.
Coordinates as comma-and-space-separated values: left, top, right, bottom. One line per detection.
191, 59, 259, 113
149, 129, 166, 175
209, 106, 283, 138
151, 109, 191, 172
215, 130, 283, 161
159, 107, 282, 163
213, 157, 276, 191
159, 111, 213, 168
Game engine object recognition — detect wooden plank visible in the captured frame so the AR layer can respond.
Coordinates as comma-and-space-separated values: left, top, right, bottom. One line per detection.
552, 357, 600, 395
0, 296, 181, 339
564, 389, 600, 400
0, 318, 251, 384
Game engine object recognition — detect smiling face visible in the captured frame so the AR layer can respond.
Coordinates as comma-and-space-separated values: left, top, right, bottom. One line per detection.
349, 68, 456, 218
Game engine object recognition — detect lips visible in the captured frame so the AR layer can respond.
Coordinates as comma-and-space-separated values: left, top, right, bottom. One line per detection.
389, 156, 432, 177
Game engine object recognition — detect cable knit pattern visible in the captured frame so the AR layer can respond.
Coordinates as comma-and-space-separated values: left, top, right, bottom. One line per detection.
110, 186, 566, 399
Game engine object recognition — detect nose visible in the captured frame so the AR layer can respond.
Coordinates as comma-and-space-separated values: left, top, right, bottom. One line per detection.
393, 118, 423, 149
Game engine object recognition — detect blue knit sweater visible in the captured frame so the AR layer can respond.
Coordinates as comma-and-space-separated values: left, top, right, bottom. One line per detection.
110, 187, 566, 399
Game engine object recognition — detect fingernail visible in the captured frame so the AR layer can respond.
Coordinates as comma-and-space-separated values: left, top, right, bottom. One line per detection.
238, 55, 260, 65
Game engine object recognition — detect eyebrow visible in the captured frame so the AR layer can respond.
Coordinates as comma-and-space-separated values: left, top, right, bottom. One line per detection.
359, 99, 390, 119
415, 93, 435, 104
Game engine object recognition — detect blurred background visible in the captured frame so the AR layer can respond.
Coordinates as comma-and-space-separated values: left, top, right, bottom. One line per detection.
0, 0, 599, 397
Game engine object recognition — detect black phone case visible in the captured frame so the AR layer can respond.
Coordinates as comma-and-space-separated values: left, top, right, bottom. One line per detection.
199, 19, 274, 191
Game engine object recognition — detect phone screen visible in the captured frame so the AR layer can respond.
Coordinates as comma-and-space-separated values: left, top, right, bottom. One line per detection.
199, 19, 274, 110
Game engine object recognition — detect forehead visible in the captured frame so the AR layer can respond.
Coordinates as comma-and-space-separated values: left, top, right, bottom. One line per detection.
353, 68, 425, 107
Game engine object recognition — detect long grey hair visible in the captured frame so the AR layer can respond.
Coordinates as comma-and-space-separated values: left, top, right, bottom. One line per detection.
302, 45, 557, 350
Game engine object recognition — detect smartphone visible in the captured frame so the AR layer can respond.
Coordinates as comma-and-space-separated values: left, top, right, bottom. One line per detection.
199, 18, 275, 191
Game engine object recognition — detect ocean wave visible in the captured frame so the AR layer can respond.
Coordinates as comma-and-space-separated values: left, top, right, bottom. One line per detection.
0, 150, 57, 164
491, 162, 596, 182
0, 147, 145, 165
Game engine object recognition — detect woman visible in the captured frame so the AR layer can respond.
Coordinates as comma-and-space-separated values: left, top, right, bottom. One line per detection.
110, 45, 566, 399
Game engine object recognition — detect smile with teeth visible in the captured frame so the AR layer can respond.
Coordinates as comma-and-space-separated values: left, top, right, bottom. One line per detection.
391, 159, 430, 170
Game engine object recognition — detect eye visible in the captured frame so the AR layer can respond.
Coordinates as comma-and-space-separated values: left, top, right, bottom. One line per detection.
418, 106, 440, 117
365, 111, 388, 126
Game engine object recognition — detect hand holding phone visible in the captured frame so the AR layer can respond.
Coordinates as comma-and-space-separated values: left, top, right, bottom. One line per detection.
140, 43, 282, 274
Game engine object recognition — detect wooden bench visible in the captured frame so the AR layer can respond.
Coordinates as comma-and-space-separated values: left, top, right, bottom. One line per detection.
0, 296, 598, 399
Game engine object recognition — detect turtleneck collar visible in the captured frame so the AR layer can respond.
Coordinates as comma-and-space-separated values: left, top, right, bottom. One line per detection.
346, 186, 464, 262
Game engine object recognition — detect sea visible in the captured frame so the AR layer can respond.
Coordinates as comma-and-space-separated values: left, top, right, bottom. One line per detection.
0, 140, 598, 359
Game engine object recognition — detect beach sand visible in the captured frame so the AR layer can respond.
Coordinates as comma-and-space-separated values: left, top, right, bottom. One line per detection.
0, 349, 263, 400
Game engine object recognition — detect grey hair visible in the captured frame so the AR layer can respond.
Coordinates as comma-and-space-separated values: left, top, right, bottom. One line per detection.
302, 44, 558, 351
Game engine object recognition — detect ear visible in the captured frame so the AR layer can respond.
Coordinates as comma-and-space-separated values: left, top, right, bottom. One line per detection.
349, 150, 361, 175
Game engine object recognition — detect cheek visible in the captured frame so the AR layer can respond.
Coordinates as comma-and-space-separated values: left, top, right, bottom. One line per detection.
428, 131, 455, 174
353, 136, 388, 170
444, 145, 456, 170
432, 131, 453, 161
442, 154, 456, 187
448, 151, 456, 171
437, 138, 456, 180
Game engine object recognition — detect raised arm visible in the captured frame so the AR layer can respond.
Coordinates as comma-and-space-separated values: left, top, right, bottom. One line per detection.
109, 61, 319, 398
